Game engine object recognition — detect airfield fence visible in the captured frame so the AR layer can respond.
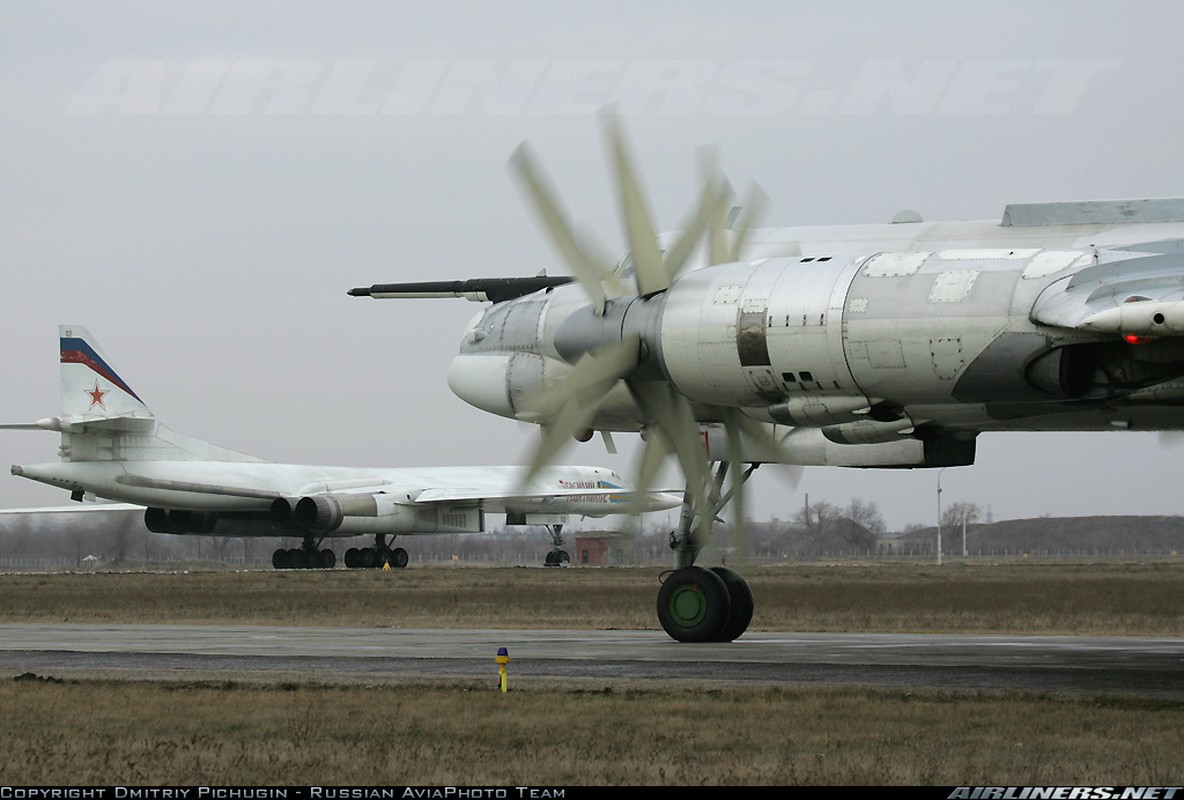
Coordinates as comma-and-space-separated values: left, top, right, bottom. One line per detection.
2, 547, 1182, 572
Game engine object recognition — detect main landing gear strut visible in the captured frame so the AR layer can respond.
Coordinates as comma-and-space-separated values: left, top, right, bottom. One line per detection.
543, 524, 570, 567
271, 535, 336, 570
343, 534, 409, 570
656, 461, 759, 643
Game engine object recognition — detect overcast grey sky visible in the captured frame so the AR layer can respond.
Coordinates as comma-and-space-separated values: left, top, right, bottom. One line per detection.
4, 1, 1184, 533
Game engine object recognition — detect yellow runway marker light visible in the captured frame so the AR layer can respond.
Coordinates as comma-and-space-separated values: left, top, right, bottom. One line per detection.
495, 647, 510, 693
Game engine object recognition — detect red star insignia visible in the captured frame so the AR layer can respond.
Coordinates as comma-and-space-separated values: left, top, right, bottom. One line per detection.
86, 382, 108, 409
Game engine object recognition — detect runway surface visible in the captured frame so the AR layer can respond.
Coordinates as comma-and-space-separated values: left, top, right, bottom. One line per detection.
1, 624, 1181, 698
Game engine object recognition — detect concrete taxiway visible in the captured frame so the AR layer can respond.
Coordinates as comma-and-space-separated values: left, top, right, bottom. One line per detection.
0, 624, 1181, 698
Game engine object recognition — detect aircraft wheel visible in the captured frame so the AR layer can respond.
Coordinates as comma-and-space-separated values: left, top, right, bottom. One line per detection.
377, 546, 393, 568
391, 547, 409, 569
319, 549, 336, 569
710, 566, 754, 642
656, 566, 731, 643
544, 551, 556, 567
271, 548, 289, 570
344, 548, 360, 569
288, 548, 305, 568
360, 548, 378, 569
556, 549, 570, 566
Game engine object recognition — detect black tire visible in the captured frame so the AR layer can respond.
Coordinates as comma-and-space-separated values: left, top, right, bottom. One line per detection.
544, 551, 556, 567
391, 547, 409, 569
710, 565, 754, 642
271, 548, 289, 570
656, 566, 731, 643
319, 549, 336, 569
360, 548, 378, 569
556, 549, 570, 566
377, 547, 393, 568
344, 548, 360, 569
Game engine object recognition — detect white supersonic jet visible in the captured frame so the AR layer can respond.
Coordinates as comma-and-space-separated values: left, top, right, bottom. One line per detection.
1, 325, 680, 569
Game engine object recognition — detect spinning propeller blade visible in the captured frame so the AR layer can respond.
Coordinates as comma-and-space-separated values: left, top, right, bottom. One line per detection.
509, 111, 792, 551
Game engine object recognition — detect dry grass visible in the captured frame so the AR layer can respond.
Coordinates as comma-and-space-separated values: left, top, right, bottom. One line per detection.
1, 559, 1182, 635
1, 678, 1181, 786
1, 559, 1182, 786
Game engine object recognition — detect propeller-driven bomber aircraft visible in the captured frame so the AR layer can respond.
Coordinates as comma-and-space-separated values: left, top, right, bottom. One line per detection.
351, 111, 1184, 642
2, 325, 681, 570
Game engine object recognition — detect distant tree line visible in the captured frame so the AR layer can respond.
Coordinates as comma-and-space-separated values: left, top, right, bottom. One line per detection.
2, 499, 1182, 569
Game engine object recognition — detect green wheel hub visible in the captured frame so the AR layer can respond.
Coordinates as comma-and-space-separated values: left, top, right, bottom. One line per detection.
666, 581, 710, 627
656, 566, 731, 642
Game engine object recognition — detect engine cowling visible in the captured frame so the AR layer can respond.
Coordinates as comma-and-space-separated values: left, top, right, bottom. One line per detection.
144, 507, 218, 534
144, 507, 277, 537
269, 494, 485, 534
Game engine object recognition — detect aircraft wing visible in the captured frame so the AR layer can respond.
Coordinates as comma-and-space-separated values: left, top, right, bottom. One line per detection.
409, 485, 682, 514
1031, 251, 1184, 336
108, 473, 676, 512
109, 472, 392, 501
0, 502, 142, 515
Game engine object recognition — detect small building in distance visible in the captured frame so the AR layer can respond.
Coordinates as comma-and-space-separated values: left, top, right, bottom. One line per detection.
573, 531, 634, 565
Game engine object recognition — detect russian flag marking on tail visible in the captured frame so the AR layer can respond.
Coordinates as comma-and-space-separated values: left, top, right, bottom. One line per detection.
60, 333, 142, 403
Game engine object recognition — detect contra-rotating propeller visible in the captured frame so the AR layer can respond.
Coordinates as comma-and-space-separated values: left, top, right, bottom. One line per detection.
511, 109, 796, 553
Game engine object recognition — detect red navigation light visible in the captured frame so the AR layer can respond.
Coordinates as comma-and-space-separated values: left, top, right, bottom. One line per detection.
1123, 333, 1156, 345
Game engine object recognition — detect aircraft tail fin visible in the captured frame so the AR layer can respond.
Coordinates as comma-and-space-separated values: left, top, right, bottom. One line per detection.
0, 325, 263, 464
58, 325, 154, 423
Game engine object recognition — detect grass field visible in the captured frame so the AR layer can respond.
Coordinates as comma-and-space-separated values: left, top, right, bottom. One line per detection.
2, 559, 1182, 634
1, 559, 1181, 786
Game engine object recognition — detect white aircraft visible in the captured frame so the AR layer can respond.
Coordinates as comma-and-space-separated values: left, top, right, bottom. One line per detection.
1, 325, 680, 570
350, 110, 1184, 641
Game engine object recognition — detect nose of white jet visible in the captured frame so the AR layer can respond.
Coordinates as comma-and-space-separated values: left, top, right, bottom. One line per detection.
447, 355, 515, 418
652, 491, 684, 511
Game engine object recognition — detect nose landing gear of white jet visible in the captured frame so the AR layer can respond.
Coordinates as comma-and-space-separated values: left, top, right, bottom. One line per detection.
542, 523, 570, 566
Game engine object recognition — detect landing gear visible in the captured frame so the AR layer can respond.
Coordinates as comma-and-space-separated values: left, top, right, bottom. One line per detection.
709, 565, 755, 643
656, 566, 730, 642
542, 524, 570, 567
544, 549, 570, 566
271, 536, 336, 570
658, 462, 760, 642
343, 535, 409, 570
